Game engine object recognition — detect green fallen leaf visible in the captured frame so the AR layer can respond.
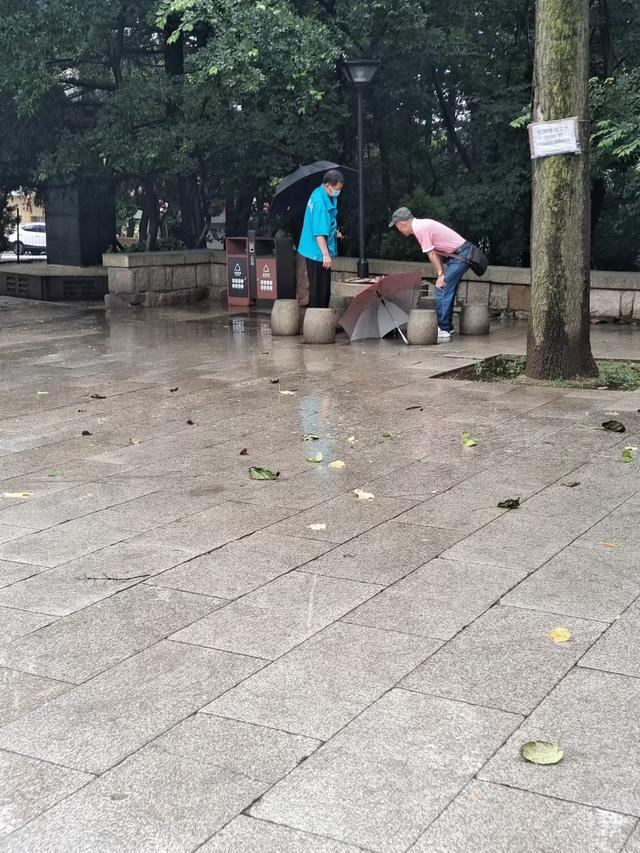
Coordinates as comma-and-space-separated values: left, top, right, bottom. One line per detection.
306, 452, 323, 463
497, 497, 520, 510
602, 419, 626, 433
520, 741, 564, 765
461, 432, 478, 448
249, 467, 279, 480
621, 447, 636, 463
561, 481, 581, 488
382, 432, 393, 439
48, 470, 63, 480
303, 434, 320, 442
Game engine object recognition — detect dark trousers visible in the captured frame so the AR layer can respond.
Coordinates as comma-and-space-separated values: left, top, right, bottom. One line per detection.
306, 258, 331, 309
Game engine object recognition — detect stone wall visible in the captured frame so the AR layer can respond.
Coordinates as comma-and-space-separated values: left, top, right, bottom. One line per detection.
103, 250, 227, 308
108, 249, 640, 322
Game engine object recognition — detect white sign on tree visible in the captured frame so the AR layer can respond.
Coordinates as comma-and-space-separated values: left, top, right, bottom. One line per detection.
528, 117, 581, 159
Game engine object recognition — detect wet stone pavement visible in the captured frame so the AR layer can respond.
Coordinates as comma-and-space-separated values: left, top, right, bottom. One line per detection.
1, 294, 640, 852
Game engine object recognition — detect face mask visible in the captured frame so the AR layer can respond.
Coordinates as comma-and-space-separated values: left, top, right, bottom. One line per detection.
331, 189, 341, 198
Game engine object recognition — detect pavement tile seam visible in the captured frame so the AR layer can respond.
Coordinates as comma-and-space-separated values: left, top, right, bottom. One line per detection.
497, 601, 614, 626
406, 778, 640, 853
166, 638, 273, 664
201, 815, 378, 853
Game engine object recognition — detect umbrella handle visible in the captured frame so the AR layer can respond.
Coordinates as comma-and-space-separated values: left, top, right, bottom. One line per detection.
378, 294, 409, 345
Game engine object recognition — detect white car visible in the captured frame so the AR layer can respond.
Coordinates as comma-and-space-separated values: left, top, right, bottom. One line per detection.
6, 222, 47, 255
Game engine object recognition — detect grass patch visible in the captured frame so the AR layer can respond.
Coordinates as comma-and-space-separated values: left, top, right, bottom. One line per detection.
447, 355, 640, 391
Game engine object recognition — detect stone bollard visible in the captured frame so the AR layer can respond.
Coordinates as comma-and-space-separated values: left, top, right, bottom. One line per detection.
460, 303, 490, 335
303, 308, 336, 344
271, 299, 300, 336
407, 308, 438, 345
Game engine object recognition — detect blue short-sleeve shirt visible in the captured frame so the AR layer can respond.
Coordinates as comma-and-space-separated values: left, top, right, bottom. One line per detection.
298, 186, 338, 262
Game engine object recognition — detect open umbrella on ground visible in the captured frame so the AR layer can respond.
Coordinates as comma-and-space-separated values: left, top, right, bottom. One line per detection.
271, 161, 355, 217
338, 272, 422, 344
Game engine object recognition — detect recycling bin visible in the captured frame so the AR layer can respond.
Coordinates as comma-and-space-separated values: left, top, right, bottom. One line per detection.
226, 237, 250, 306
249, 232, 295, 305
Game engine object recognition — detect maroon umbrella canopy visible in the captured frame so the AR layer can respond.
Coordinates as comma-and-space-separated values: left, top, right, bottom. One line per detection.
339, 272, 422, 342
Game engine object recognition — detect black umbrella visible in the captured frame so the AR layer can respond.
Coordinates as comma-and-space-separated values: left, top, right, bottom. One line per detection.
271, 161, 355, 216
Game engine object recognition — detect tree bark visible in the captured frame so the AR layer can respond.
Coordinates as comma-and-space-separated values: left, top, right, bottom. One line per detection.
526, 0, 597, 379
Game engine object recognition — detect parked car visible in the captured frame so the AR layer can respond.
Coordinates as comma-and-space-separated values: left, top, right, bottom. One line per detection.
6, 222, 47, 255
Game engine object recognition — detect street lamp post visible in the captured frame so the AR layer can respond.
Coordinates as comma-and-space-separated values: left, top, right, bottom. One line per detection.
340, 59, 380, 279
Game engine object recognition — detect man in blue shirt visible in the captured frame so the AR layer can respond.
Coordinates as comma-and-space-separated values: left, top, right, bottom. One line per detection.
298, 169, 344, 308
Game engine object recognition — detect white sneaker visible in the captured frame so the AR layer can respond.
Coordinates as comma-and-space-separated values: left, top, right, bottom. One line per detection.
437, 328, 452, 341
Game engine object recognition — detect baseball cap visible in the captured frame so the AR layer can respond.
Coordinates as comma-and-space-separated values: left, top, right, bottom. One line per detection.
388, 206, 413, 228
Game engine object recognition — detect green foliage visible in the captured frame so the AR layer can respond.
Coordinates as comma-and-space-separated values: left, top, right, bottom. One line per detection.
0, 0, 637, 269
597, 361, 640, 391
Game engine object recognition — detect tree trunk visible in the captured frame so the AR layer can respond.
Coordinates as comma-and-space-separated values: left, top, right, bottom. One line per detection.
142, 179, 159, 251
526, 0, 597, 379
598, 0, 613, 79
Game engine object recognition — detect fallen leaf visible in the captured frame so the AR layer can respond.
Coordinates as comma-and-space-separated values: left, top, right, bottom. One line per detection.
3, 492, 32, 499
328, 460, 346, 470
308, 523, 326, 531
36, 391, 49, 395
497, 497, 520, 510
303, 434, 320, 442
270, 378, 280, 384
110, 794, 129, 802
239, 448, 248, 456
461, 432, 478, 448
547, 627, 572, 644
405, 405, 423, 411
306, 452, 323, 463
602, 542, 619, 549
602, 419, 626, 433
90, 393, 106, 399
48, 470, 63, 480
520, 741, 564, 765
170, 387, 179, 393
347, 436, 357, 445
354, 488, 374, 500
129, 437, 141, 446
279, 390, 297, 396
249, 467, 279, 480
382, 431, 393, 438
604, 412, 620, 416
186, 419, 195, 425
621, 447, 635, 463
561, 481, 581, 488
81, 430, 92, 436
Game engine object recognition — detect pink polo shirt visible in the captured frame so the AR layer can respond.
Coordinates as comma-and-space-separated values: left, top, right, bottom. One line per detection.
412, 218, 465, 256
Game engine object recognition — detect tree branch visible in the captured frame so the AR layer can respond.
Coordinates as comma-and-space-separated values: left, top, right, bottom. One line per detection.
430, 66, 473, 172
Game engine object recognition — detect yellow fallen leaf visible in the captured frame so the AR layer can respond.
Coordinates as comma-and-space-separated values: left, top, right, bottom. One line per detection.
279, 390, 297, 396
547, 627, 572, 644
347, 436, 357, 445
354, 489, 374, 500
306, 452, 323, 463
328, 460, 345, 470
3, 492, 32, 499
602, 542, 619, 549
308, 523, 326, 531
130, 437, 141, 446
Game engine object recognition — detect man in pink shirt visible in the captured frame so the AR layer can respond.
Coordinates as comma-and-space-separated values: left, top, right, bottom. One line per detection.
389, 206, 472, 341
